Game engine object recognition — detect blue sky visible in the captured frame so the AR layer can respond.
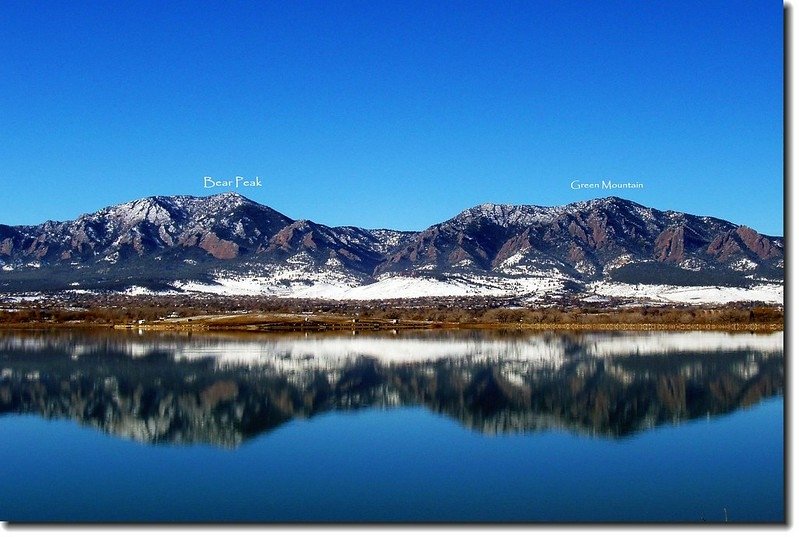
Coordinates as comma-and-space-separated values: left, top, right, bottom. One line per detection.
1, 1, 783, 234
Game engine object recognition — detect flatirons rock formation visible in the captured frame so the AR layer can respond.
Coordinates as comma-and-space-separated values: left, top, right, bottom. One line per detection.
0, 193, 784, 303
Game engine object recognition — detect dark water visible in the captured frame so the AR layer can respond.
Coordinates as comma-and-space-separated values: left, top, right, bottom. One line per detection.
0, 329, 784, 522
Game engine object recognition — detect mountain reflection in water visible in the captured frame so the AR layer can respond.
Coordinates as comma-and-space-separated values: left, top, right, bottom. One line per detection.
0, 329, 783, 447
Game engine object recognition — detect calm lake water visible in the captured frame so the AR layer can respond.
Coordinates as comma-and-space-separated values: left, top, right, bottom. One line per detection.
0, 329, 784, 523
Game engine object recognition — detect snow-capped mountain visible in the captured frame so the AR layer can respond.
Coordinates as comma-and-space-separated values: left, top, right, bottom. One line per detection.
0, 193, 783, 303
378, 197, 782, 279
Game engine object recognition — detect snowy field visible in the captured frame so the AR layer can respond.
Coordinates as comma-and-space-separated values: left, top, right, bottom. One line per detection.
585, 282, 783, 305
0, 274, 783, 306
167, 273, 783, 305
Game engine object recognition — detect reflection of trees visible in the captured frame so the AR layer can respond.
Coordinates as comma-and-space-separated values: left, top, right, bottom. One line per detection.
0, 335, 783, 446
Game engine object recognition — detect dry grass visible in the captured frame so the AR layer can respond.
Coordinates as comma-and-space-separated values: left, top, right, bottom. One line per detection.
0, 297, 783, 333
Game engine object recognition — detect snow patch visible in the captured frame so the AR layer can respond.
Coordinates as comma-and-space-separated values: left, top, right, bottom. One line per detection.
678, 259, 705, 272
587, 282, 783, 305
606, 254, 633, 271
498, 251, 526, 269
124, 286, 156, 296
731, 258, 758, 272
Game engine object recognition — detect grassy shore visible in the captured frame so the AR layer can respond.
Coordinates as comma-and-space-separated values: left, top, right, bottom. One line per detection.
0, 310, 783, 333
0, 295, 784, 333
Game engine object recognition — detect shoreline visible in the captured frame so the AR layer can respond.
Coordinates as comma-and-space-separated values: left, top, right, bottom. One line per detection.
0, 315, 784, 334
0, 302, 784, 334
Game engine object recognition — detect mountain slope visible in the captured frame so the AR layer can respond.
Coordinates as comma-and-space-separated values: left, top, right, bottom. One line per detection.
0, 193, 783, 303
377, 197, 783, 284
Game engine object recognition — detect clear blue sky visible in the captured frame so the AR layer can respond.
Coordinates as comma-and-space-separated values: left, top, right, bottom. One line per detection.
1, 0, 783, 235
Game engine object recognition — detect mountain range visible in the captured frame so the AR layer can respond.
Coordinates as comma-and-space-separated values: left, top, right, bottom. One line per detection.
0, 192, 784, 304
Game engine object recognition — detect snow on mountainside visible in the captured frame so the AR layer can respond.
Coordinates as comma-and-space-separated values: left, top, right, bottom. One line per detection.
0, 193, 784, 304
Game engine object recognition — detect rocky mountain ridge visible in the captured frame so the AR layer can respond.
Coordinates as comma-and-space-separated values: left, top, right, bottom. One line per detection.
0, 193, 784, 301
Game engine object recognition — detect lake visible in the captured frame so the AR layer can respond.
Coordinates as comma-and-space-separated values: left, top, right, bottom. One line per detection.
0, 329, 784, 523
